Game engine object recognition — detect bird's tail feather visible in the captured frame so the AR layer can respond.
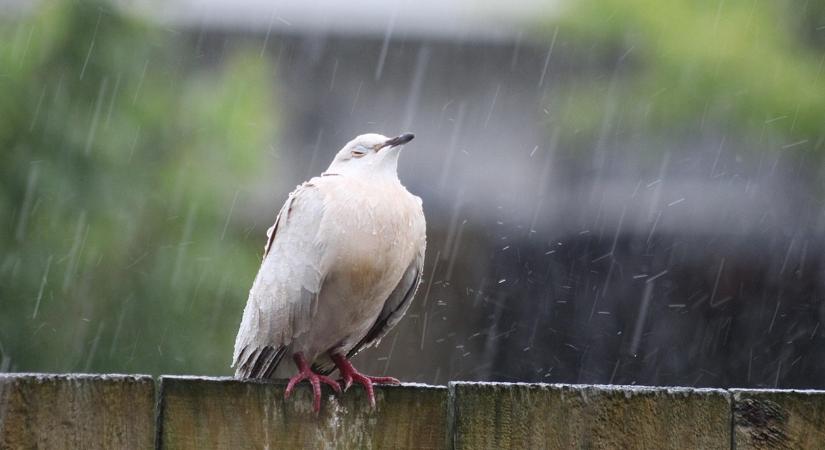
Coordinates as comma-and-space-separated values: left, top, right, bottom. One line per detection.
235, 345, 287, 379
312, 354, 337, 376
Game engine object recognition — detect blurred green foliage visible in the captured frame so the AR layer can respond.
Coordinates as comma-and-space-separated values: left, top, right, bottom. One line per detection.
553, 0, 825, 154
0, 1, 276, 374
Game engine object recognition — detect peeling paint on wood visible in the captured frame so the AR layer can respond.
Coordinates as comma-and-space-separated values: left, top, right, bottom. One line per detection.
732, 389, 825, 450
0, 373, 155, 450
158, 376, 449, 449
449, 382, 731, 450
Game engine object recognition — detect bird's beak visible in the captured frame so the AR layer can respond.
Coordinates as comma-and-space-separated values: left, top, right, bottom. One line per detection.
383, 133, 415, 149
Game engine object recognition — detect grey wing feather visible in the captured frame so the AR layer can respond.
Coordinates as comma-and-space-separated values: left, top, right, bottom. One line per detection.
348, 245, 426, 359
232, 181, 327, 379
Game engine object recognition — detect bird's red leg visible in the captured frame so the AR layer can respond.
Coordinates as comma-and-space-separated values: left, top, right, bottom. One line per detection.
284, 352, 341, 413
330, 353, 400, 408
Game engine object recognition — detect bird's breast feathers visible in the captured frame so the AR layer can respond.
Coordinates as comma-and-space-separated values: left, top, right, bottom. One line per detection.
315, 176, 425, 295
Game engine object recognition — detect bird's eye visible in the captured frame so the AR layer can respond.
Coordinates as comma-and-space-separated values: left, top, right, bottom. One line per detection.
351, 149, 367, 158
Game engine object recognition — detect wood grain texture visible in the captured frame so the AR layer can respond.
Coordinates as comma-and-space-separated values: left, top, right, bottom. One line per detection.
0, 373, 155, 450
4, 374, 824, 449
449, 382, 730, 450
158, 376, 448, 449
732, 389, 825, 450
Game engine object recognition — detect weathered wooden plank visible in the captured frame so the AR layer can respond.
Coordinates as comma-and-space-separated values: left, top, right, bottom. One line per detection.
449, 382, 730, 450
732, 389, 825, 449
0, 373, 155, 450
158, 376, 448, 449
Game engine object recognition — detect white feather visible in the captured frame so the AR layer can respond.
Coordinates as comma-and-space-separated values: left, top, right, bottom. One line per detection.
233, 133, 426, 378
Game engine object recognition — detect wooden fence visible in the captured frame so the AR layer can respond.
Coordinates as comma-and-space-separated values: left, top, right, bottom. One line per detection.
1, 374, 823, 449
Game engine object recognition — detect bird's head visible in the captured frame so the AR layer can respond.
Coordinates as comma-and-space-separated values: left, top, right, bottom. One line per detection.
325, 133, 414, 178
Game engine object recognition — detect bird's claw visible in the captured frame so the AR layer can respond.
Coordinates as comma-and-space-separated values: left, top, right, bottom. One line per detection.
285, 353, 341, 413
340, 373, 400, 391
340, 373, 400, 407
332, 353, 400, 408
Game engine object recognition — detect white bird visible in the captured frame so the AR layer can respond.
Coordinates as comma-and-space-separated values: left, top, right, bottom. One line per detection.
232, 132, 426, 412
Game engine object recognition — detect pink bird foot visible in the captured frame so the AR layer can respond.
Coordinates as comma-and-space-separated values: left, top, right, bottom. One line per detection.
284, 352, 341, 413
331, 353, 400, 408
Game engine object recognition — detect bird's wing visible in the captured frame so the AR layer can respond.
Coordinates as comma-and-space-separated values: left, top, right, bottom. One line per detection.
232, 181, 327, 378
347, 239, 426, 359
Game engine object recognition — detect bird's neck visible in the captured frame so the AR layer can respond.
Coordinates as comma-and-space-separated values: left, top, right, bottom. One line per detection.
324, 152, 401, 182
325, 166, 400, 183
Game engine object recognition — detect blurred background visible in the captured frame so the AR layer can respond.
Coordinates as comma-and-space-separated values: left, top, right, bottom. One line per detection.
2, 0, 825, 389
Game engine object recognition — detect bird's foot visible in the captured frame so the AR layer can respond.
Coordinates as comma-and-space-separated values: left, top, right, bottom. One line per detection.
284, 352, 341, 413
331, 353, 400, 408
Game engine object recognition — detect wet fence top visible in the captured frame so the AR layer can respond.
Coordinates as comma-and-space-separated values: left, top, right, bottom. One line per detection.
1, 374, 824, 449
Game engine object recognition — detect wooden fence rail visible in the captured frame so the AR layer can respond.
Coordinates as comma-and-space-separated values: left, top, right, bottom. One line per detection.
1, 374, 824, 449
